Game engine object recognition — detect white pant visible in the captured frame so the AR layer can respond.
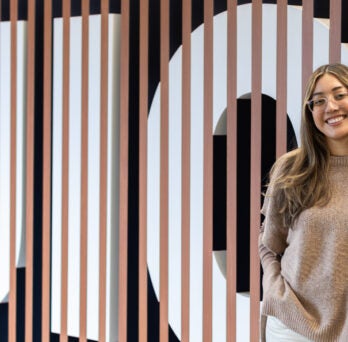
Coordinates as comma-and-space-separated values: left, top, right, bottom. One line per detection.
266, 316, 313, 342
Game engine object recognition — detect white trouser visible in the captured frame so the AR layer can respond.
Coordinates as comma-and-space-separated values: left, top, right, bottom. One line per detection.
266, 316, 313, 342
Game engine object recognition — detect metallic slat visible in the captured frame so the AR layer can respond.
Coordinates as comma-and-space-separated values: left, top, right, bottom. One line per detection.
9, 0, 18, 340
276, 0, 287, 157
226, 1, 237, 341
202, 0, 213, 341
99, 1, 109, 341
250, 1, 262, 341
160, 0, 170, 340
79, 0, 89, 340
302, 1, 313, 94
181, 0, 191, 341
329, 0, 341, 63
118, 0, 130, 340
139, 0, 149, 340
60, 1, 70, 341
41, 0, 52, 339
25, 0, 36, 340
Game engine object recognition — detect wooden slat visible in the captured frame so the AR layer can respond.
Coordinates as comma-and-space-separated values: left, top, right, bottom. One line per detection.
276, 0, 287, 157
181, 0, 191, 341
60, 1, 70, 341
41, 0, 52, 339
80, 0, 89, 340
302, 1, 313, 94
9, 0, 18, 340
99, 1, 109, 341
202, 0, 213, 341
118, 0, 130, 340
25, 0, 36, 340
250, 1, 262, 341
138, 0, 149, 340
329, 0, 341, 63
226, 0, 237, 341
160, 0, 170, 340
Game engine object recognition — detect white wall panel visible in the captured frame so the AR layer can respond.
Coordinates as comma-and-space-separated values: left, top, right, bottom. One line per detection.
0, 22, 11, 304
68, 17, 82, 337
0, 21, 27, 304
51, 16, 63, 333
106, 15, 121, 342
86, 14, 101, 339
15, 22, 28, 270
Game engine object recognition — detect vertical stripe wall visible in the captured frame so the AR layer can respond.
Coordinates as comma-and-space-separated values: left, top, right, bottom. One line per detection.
0, 1, 347, 341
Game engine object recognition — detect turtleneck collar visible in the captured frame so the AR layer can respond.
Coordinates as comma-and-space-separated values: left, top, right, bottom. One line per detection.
329, 155, 348, 167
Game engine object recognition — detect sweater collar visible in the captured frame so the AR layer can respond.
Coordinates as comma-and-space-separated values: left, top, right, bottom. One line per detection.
329, 155, 348, 167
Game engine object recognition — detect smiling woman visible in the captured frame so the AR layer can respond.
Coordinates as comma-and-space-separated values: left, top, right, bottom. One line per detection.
259, 63, 348, 341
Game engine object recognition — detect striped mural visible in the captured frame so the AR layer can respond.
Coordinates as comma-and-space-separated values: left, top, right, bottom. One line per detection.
0, 0, 347, 341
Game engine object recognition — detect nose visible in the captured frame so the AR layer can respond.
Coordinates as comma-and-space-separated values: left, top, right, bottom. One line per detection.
325, 97, 339, 112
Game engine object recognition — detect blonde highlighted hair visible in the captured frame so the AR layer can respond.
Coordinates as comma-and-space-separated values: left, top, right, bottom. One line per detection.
269, 63, 348, 227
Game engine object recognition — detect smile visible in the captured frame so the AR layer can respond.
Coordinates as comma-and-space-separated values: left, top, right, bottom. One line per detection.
326, 115, 347, 125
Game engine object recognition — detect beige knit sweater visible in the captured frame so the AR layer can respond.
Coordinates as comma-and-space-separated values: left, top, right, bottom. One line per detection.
259, 155, 348, 342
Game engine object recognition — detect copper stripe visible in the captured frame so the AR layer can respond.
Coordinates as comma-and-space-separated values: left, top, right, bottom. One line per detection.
226, 1, 237, 341
202, 0, 213, 341
41, 0, 52, 339
329, 0, 341, 63
119, 0, 130, 341
160, 0, 170, 340
276, 0, 287, 158
181, 0, 191, 341
139, 0, 149, 340
25, 0, 36, 340
79, 1, 89, 340
60, 1, 70, 341
9, 0, 18, 340
302, 1, 313, 95
250, 1, 262, 341
98, 1, 109, 341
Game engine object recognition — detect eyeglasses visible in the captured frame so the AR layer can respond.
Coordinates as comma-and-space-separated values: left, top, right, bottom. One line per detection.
307, 92, 348, 113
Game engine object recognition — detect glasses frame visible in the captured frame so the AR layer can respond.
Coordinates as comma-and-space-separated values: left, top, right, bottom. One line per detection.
307, 92, 348, 113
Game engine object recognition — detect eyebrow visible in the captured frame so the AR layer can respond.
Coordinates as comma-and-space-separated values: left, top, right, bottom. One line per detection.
312, 86, 345, 97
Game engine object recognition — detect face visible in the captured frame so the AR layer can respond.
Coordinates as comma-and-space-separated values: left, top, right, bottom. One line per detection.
310, 73, 348, 155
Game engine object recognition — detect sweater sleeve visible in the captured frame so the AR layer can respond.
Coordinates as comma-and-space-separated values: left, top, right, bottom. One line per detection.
259, 174, 289, 276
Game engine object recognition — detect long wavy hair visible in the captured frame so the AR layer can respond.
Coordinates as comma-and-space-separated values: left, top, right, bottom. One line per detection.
269, 63, 348, 227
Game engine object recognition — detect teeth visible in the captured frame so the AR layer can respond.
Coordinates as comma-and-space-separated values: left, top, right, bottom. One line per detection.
327, 116, 345, 124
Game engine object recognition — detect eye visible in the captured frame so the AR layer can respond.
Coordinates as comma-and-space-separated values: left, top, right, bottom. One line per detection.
334, 92, 348, 101
312, 98, 326, 107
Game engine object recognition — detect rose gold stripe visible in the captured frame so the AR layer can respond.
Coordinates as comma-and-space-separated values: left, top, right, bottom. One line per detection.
160, 0, 169, 340
329, 0, 341, 63
181, 0, 191, 341
80, 1, 89, 340
276, 0, 287, 157
25, 0, 36, 340
9, 0, 18, 340
302, 1, 313, 94
250, 1, 262, 341
226, 1, 237, 341
203, 0, 213, 341
119, 0, 130, 340
139, 0, 149, 340
60, 1, 70, 341
99, 1, 108, 341
41, 0, 52, 339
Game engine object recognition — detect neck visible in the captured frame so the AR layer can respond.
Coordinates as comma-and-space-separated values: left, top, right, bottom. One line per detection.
327, 140, 348, 156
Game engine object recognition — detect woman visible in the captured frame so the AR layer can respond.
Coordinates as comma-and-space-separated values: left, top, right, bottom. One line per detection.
259, 63, 348, 342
